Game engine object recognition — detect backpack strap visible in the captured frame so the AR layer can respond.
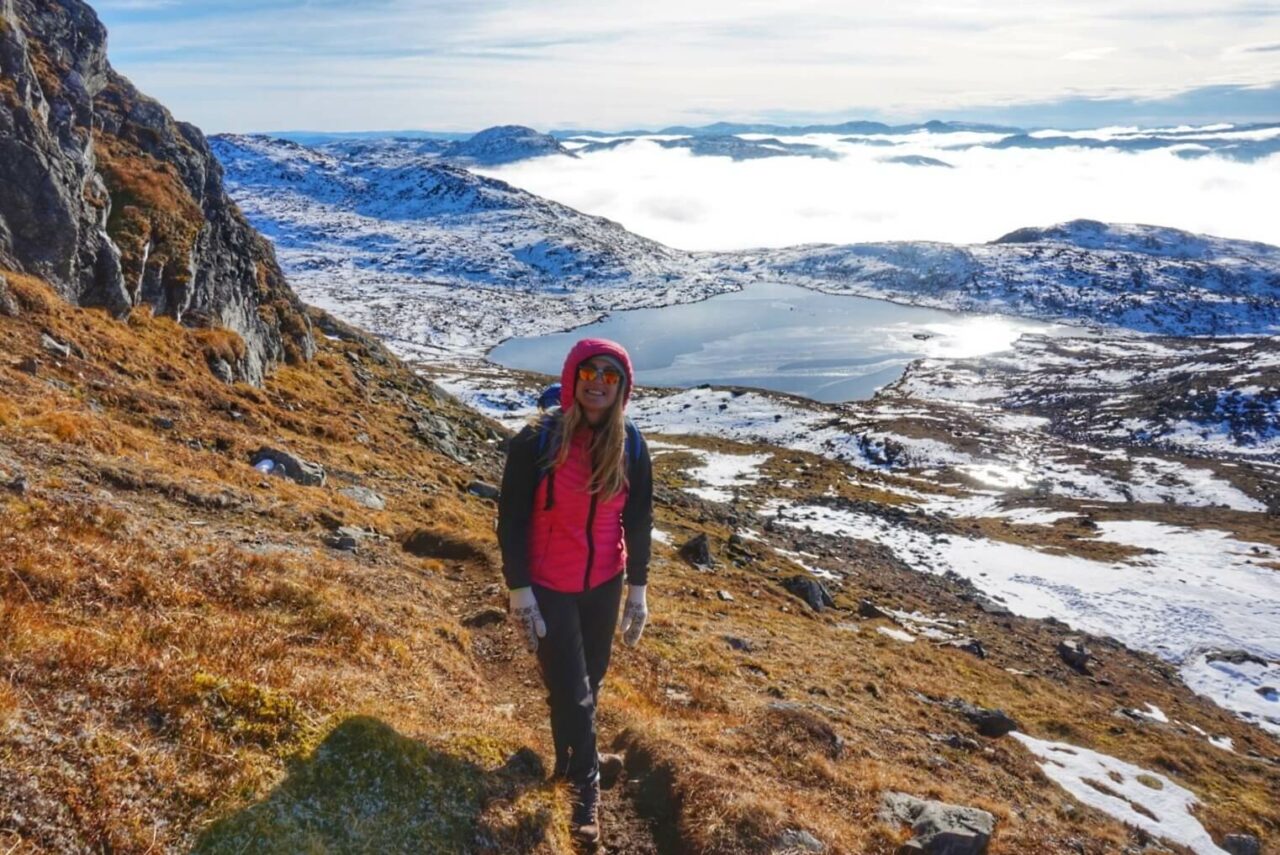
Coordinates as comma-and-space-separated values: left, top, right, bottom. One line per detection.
624, 418, 642, 474
535, 412, 558, 510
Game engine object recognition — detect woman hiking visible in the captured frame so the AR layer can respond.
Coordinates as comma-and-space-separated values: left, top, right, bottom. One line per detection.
497, 338, 653, 848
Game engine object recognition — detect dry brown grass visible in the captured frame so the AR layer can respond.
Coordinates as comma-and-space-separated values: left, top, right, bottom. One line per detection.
2, 273, 1277, 854
93, 134, 203, 292
192, 327, 248, 365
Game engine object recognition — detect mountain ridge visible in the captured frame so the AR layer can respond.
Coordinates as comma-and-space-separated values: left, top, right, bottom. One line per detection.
0, 0, 313, 384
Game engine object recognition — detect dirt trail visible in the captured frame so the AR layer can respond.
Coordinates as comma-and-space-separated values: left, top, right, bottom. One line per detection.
462, 582, 665, 854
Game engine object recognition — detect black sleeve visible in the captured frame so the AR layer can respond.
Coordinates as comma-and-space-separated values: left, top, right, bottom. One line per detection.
497, 425, 539, 590
622, 432, 653, 587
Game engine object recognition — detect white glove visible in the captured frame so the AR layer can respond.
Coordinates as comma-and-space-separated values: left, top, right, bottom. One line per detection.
509, 587, 546, 653
619, 584, 648, 647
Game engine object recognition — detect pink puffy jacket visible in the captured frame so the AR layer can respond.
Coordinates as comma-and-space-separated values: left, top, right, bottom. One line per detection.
497, 339, 653, 593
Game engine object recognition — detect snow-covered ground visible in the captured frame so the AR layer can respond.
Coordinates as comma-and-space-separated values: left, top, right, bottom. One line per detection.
1012, 733, 1230, 854
755, 498, 1280, 734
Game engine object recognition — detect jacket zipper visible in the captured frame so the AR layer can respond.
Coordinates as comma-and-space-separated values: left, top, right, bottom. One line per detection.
583, 492, 599, 591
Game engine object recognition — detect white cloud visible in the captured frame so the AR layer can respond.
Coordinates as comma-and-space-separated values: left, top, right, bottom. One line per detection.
477, 133, 1280, 249
94, 1, 1280, 131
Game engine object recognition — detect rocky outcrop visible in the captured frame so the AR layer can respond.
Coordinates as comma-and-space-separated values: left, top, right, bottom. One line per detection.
879, 792, 996, 855
0, 0, 312, 383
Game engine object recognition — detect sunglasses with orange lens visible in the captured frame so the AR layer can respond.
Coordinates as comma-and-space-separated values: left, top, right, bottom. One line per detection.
577, 365, 623, 385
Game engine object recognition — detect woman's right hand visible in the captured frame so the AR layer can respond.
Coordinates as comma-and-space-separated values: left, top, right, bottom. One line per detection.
509, 587, 547, 653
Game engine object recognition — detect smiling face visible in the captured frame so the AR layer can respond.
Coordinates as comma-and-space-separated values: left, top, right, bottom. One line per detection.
574, 356, 624, 426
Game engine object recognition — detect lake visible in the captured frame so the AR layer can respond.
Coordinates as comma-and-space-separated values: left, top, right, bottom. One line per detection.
488, 281, 1063, 402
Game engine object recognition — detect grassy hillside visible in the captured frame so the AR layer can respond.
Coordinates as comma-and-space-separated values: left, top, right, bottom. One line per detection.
0, 271, 1276, 853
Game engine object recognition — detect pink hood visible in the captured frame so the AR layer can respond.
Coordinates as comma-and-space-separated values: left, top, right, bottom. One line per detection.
559, 338, 634, 412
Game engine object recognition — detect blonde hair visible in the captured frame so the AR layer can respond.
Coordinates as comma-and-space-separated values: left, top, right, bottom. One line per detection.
536, 388, 629, 498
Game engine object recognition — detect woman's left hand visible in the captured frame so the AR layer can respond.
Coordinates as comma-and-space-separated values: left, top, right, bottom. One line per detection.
619, 584, 648, 647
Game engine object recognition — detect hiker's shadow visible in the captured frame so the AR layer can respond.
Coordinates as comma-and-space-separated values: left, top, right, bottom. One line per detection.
192, 716, 558, 854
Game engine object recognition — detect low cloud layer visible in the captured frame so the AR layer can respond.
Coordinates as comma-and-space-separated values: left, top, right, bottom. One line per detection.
479, 129, 1280, 249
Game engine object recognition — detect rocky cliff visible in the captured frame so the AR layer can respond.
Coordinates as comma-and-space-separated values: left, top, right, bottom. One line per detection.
0, 0, 312, 383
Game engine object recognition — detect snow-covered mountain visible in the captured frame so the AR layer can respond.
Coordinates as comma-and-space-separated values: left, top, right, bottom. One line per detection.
757, 220, 1280, 336
212, 133, 1280, 352
209, 133, 693, 289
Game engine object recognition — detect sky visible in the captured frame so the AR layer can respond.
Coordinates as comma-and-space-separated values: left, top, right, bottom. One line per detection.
91, 0, 1280, 133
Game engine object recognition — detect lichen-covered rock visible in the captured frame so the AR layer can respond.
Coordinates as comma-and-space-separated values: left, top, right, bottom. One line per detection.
1223, 833, 1260, 855
783, 575, 835, 611
1057, 636, 1092, 671
340, 485, 386, 510
0, 273, 19, 316
879, 791, 995, 855
0, 0, 313, 384
250, 447, 326, 487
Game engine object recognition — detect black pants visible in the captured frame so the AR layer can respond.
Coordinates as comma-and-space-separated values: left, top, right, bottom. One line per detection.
533, 572, 624, 785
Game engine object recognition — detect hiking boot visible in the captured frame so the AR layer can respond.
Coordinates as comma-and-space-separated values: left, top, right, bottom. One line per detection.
599, 753, 624, 790
571, 778, 601, 849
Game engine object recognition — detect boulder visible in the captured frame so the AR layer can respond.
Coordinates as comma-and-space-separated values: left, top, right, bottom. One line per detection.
467, 480, 500, 501
859, 599, 893, 619
598, 753, 625, 790
250, 447, 326, 487
39, 333, 71, 359
944, 699, 1019, 737
0, 275, 19, 317
209, 357, 235, 384
340, 486, 386, 510
783, 576, 835, 612
461, 607, 506, 628
679, 533, 714, 568
774, 828, 826, 852
1057, 637, 1091, 671
941, 638, 988, 659
1223, 833, 1260, 855
1206, 649, 1269, 668
879, 792, 996, 855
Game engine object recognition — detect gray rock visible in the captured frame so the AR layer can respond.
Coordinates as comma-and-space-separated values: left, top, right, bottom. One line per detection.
782, 575, 835, 611
941, 638, 988, 659
944, 699, 1020, 737
462, 606, 507, 628
340, 485, 386, 510
1223, 833, 1260, 855
679, 533, 714, 568
1206, 649, 1270, 668
775, 828, 826, 852
208, 357, 235, 384
879, 791, 996, 855
859, 599, 893, 619
724, 635, 756, 652
717, 590, 735, 602
0, 274, 19, 317
1058, 636, 1092, 671
250, 447, 326, 487
328, 534, 358, 551
39, 333, 71, 359
466, 480, 500, 501
928, 732, 981, 751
